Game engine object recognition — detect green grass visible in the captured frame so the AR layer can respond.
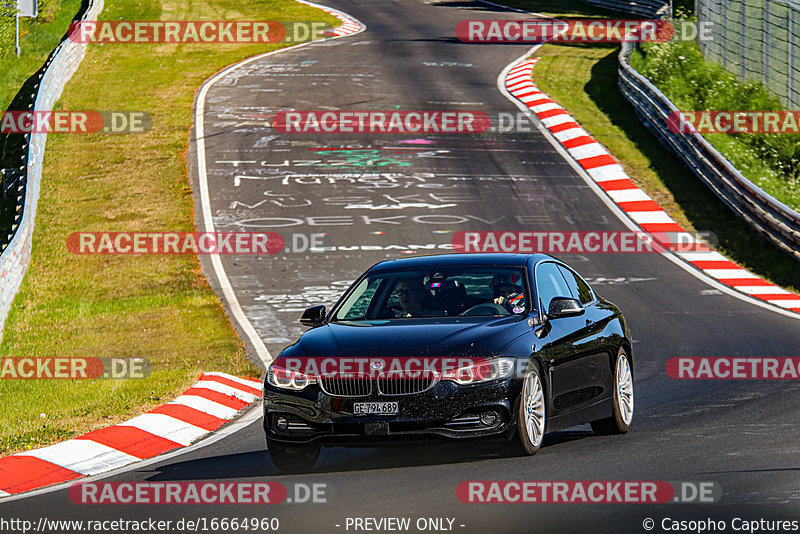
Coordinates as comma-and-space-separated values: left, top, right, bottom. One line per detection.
0, 0, 339, 454
632, 38, 800, 211
531, 44, 800, 291
1, 0, 84, 238
0, 0, 78, 93
495, 0, 800, 288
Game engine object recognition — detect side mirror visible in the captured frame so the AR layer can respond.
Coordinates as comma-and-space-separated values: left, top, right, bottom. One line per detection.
547, 297, 584, 319
300, 305, 326, 327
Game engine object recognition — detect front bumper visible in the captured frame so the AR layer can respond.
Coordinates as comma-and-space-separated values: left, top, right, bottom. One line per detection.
263, 377, 521, 445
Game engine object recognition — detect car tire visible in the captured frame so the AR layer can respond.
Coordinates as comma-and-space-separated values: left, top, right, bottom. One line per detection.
515, 363, 546, 455
591, 347, 634, 435
266, 436, 321, 472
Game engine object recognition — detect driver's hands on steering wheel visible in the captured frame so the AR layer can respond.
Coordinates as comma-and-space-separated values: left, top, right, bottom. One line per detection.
494, 292, 524, 311
494, 296, 510, 306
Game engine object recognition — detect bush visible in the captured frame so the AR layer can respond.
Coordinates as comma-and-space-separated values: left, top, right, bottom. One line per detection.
632, 35, 800, 209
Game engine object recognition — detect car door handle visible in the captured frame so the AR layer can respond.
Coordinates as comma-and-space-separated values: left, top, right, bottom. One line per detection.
585, 319, 593, 327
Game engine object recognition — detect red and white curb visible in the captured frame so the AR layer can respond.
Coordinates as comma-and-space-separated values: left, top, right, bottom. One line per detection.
504, 58, 800, 316
297, 0, 365, 37
0, 372, 262, 497
193, 1, 364, 369
0, 1, 360, 501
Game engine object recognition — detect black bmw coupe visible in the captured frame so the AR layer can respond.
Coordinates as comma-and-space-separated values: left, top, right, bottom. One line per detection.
263, 253, 634, 470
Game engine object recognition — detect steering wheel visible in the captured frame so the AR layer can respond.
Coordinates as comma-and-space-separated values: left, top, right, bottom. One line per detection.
460, 303, 510, 316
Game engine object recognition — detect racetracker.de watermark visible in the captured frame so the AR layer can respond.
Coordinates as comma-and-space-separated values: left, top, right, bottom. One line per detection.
452, 231, 716, 254
457, 19, 672, 43
67, 232, 330, 254
668, 111, 800, 134
457, 481, 721, 503
276, 111, 761, 135
0, 357, 150, 379
67, 21, 331, 44
457, 481, 672, 503
70, 482, 327, 504
273, 111, 491, 134
0, 111, 151, 134
275, 357, 501, 381
666, 357, 800, 380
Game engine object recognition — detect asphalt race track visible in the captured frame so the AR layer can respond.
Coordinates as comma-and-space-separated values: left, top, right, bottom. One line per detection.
3, 1, 800, 532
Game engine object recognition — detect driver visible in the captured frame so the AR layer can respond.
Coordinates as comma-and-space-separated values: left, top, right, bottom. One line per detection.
491, 274, 526, 313
394, 277, 432, 317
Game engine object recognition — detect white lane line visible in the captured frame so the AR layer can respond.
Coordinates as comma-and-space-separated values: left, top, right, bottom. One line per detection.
497, 48, 800, 321
0, 2, 367, 504
194, 3, 366, 368
0, 405, 264, 504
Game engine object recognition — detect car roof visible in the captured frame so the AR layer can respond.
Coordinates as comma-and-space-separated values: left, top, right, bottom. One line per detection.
368, 253, 553, 272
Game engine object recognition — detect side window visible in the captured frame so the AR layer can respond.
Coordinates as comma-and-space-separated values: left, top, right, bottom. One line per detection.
336, 278, 380, 320
557, 265, 594, 305
535, 263, 572, 311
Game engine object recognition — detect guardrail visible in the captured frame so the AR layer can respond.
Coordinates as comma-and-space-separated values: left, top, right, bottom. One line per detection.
582, 0, 669, 18
618, 39, 800, 261
0, 0, 104, 339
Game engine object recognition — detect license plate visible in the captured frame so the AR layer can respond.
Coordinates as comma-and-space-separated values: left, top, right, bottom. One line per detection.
353, 401, 399, 415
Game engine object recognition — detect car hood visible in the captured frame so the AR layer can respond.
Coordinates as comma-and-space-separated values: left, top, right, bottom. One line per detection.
278, 316, 531, 361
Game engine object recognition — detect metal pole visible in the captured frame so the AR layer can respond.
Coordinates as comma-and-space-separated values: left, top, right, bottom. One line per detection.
15, 11, 20, 56
791, 8, 796, 108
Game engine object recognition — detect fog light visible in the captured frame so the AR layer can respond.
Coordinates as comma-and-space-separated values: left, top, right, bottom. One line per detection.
480, 410, 499, 426
275, 416, 289, 431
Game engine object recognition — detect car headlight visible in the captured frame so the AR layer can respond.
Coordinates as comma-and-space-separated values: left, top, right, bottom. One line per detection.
442, 357, 516, 385
267, 365, 317, 391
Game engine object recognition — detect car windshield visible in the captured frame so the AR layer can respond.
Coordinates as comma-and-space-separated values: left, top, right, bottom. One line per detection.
332, 266, 530, 321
